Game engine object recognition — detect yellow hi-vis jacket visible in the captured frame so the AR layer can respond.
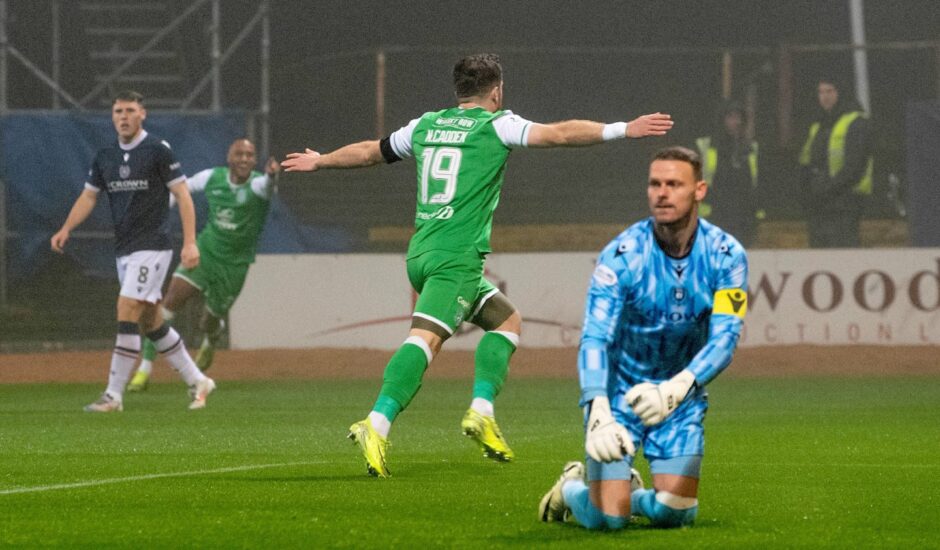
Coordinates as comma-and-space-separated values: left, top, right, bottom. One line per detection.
798, 111, 873, 195
695, 136, 759, 219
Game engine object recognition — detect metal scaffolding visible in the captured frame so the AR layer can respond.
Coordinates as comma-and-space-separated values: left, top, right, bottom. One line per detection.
0, 0, 271, 311
0, 0, 270, 144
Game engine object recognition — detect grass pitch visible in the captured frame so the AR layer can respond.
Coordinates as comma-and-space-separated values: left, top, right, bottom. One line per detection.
1, 376, 938, 548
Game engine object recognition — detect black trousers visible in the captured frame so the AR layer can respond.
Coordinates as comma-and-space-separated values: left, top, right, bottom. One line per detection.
806, 197, 863, 248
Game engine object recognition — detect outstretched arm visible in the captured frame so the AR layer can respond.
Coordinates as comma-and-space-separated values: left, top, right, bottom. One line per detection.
281, 140, 384, 172
527, 112, 673, 148
50, 189, 99, 253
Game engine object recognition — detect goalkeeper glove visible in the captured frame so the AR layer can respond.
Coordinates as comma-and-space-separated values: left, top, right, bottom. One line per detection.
626, 369, 697, 426
584, 396, 635, 462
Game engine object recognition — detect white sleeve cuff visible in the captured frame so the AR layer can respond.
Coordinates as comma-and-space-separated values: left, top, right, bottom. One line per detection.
166, 176, 186, 188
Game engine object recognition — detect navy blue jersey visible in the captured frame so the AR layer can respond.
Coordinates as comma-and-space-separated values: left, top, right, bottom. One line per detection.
578, 218, 748, 407
85, 131, 185, 256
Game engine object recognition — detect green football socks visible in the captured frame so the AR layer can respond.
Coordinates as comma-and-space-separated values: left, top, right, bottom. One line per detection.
472, 331, 517, 402
373, 338, 431, 422
141, 337, 157, 362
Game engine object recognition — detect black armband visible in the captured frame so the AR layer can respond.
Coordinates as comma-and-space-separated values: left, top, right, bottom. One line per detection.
379, 137, 402, 164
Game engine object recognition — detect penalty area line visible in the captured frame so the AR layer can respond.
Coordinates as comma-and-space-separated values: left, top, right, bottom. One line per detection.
0, 461, 323, 496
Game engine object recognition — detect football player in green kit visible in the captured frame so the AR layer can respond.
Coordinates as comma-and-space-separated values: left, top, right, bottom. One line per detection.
128, 138, 280, 390
282, 53, 673, 477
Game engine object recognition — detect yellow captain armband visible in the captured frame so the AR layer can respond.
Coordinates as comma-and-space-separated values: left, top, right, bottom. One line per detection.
713, 289, 748, 318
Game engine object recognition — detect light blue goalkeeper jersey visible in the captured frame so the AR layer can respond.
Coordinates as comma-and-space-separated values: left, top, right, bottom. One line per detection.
578, 218, 748, 408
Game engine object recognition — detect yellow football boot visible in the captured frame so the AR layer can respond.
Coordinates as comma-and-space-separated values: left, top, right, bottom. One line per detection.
126, 369, 150, 392
347, 419, 391, 478
194, 339, 215, 372
461, 408, 515, 462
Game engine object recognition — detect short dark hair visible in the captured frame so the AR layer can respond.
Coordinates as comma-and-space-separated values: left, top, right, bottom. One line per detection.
453, 54, 502, 100
653, 146, 703, 181
112, 90, 144, 106
817, 76, 842, 89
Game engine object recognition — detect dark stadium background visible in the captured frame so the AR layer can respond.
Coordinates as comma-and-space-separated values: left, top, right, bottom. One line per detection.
2, 0, 939, 345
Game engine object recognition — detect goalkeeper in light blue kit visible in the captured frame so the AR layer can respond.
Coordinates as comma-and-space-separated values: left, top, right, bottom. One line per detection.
539, 146, 748, 530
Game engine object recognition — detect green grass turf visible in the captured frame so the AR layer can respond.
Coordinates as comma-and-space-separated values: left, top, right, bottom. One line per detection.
1, 376, 938, 548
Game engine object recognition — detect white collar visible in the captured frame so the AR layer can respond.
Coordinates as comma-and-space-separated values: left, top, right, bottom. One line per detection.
227, 170, 250, 188
119, 129, 148, 151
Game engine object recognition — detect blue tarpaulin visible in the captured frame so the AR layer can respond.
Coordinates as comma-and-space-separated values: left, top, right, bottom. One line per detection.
1, 112, 351, 280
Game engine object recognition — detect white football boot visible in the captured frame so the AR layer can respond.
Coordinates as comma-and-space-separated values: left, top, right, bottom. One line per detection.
538, 461, 585, 522
188, 377, 216, 410
83, 392, 123, 413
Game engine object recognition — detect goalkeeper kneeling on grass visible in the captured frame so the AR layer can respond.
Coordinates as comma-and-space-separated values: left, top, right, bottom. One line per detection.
539, 146, 748, 530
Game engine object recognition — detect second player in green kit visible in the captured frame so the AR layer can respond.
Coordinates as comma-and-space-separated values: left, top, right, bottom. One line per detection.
128, 138, 279, 391
283, 53, 673, 477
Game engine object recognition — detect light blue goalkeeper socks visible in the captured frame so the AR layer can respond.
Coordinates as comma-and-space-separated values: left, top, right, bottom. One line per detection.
562, 483, 696, 530
561, 479, 628, 530
631, 488, 698, 527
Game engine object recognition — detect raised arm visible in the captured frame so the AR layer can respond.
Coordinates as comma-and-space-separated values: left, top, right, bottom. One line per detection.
249, 157, 282, 200
281, 140, 384, 173
169, 182, 200, 269
50, 188, 99, 253
527, 112, 673, 148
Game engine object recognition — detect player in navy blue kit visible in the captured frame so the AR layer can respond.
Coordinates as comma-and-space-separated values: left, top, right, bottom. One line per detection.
51, 91, 215, 412
539, 146, 748, 530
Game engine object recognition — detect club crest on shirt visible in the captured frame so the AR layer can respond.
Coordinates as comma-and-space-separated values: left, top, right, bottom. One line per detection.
672, 286, 687, 303
119, 164, 131, 179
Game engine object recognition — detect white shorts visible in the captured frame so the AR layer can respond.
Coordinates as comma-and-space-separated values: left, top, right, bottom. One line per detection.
116, 250, 173, 303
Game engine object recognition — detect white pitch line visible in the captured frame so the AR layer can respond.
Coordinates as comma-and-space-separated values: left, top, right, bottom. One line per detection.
0, 461, 322, 496
5, 459, 936, 496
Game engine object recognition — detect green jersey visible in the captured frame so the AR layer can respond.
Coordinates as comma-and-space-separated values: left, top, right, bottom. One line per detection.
388, 107, 532, 258
190, 167, 273, 265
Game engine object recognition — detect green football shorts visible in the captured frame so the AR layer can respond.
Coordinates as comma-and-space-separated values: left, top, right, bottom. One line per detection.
173, 252, 250, 317
406, 249, 497, 337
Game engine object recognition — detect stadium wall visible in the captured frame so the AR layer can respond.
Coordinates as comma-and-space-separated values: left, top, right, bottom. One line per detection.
230, 249, 940, 349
